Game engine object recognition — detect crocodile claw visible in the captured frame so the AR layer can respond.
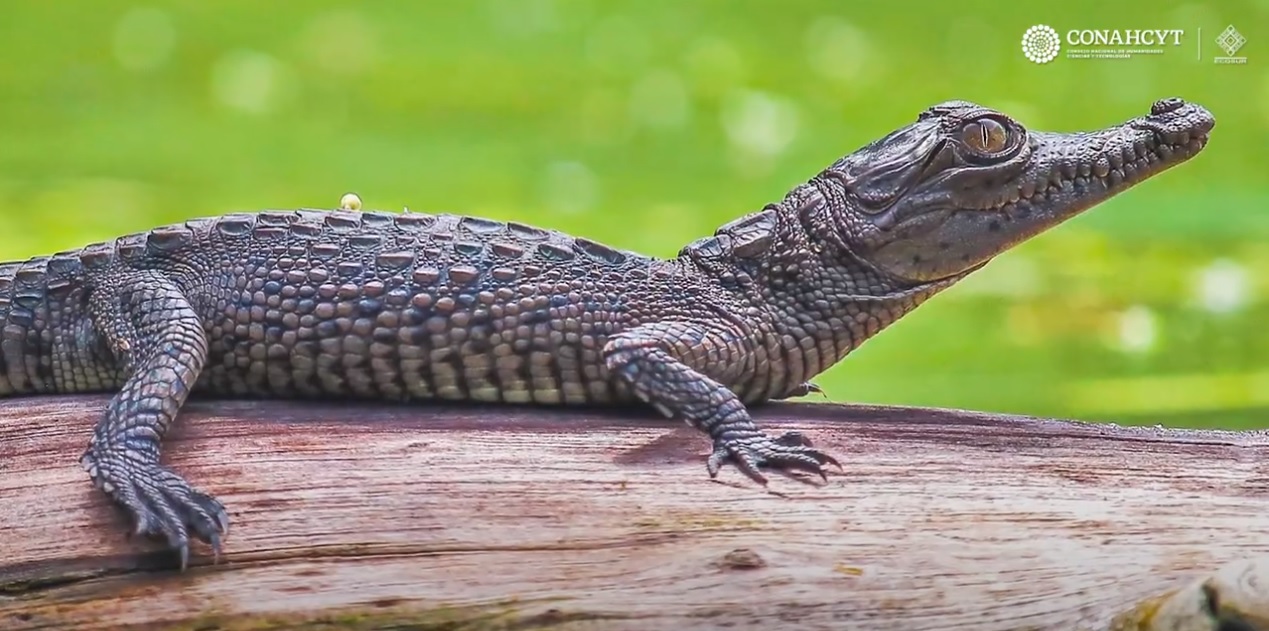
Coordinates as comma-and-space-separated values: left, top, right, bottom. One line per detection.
707, 431, 840, 484
82, 450, 229, 570
772, 382, 828, 400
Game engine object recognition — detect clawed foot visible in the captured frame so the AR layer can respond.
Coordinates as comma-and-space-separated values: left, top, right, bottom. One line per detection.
81, 450, 229, 569
706, 431, 841, 485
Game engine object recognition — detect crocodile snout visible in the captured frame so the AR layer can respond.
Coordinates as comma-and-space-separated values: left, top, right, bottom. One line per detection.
1145, 97, 1215, 137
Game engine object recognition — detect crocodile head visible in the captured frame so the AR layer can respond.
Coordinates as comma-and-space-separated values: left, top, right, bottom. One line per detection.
818, 97, 1214, 282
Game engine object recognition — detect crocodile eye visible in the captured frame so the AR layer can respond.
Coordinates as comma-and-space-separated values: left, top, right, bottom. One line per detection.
961, 118, 1009, 154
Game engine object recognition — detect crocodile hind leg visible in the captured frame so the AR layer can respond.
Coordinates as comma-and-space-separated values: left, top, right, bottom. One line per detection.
80, 271, 228, 568
603, 323, 839, 484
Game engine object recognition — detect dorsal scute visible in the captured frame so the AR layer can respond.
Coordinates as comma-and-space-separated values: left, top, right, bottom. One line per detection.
35, 208, 659, 284
716, 208, 777, 259
572, 237, 628, 265
681, 208, 778, 263
677, 234, 733, 261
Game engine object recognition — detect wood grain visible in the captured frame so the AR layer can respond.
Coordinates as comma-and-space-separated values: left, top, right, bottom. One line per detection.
1, 395, 1267, 630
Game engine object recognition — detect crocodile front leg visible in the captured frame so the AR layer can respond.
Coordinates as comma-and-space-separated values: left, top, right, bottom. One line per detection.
603, 322, 839, 484
80, 271, 228, 568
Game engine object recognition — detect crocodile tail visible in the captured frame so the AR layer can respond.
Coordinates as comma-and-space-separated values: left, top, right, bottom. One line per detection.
0, 250, 99, 396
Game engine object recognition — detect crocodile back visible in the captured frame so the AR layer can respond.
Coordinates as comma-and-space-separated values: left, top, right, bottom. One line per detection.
80, 209, 678, 406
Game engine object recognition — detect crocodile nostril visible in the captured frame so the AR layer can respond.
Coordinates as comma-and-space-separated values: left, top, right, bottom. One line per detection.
1151, 97, 1185, 115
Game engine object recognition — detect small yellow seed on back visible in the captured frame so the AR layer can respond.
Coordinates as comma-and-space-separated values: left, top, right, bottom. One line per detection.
339, 192, 363, 211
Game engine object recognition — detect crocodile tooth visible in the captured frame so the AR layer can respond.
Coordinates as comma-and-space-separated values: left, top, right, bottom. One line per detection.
1078, 163, 1091, 177
1133, 139, 1150, 158
1109, 152, 1124, 169
1158, 144, 1174, 160
1020, 179, 1037, 199
1093, 156, 1110, 178
1061, 162, 1077, 178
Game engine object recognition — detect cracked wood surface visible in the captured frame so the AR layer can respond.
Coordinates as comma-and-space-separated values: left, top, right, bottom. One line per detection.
0, 395, 1267, 630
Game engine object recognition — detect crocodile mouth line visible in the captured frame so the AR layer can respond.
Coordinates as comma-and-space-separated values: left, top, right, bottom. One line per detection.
979, 128, 1210, 213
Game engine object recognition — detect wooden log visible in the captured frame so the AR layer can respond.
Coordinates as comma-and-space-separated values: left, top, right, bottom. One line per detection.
0, 395, 1267, 630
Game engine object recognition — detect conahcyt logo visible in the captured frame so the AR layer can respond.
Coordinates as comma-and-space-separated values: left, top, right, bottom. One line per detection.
1021, 24, 1061, 63
1021, 25, 1188, 62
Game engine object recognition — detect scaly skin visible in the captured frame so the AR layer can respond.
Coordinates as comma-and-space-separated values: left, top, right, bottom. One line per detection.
0, 97, 1214, 566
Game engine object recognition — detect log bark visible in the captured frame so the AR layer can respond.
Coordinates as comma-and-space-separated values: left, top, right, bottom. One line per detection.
0, 395, 1267, 630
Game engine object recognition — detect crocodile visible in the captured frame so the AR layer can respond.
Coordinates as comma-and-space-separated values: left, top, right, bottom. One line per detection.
0, 97, 1214, 567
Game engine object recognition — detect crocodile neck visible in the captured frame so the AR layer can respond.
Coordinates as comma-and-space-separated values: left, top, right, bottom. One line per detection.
678, 183, 962, 400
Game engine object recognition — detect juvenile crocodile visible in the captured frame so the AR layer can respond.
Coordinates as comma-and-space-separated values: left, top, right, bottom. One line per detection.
0, 98, 1213, 566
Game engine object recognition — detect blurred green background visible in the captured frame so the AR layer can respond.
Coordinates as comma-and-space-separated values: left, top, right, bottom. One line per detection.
0, 1, 1265, 428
